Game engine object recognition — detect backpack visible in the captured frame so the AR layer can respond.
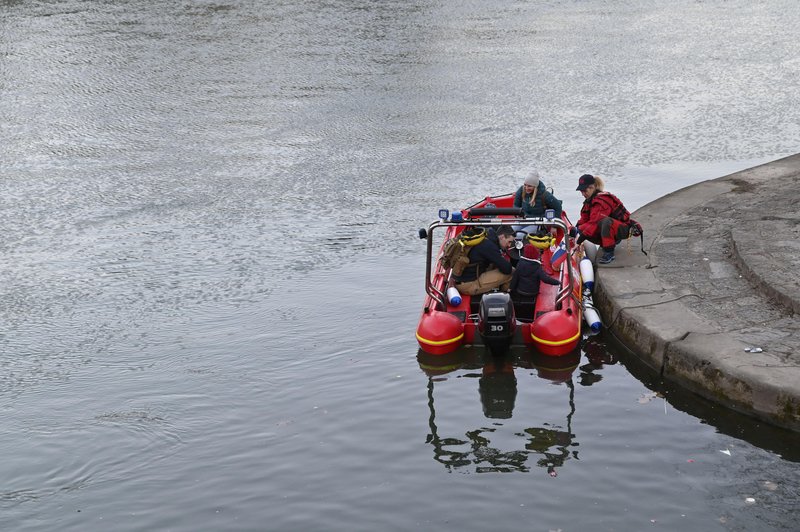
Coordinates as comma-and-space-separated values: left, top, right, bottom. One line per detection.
440, 228, 486, 275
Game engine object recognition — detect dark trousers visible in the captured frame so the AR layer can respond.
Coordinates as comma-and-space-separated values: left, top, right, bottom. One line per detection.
511, 293, 537, 321
597, 217, 630, 250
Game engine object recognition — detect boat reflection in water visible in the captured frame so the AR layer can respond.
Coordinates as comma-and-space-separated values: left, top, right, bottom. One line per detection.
418, 346, 586, 475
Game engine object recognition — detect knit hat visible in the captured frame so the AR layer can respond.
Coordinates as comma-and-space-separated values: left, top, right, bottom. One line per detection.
524, 170, 540, 188
522, 244, 541, 260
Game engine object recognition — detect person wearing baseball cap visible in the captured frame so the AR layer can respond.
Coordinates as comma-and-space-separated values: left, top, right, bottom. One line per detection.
575, 173, 596, 192
573, 174, 635, 264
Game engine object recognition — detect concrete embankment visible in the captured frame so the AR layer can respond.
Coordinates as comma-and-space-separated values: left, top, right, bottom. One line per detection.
594, 153, 800, 431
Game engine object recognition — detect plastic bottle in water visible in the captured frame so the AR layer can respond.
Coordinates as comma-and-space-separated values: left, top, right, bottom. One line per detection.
446, 286, 462, 306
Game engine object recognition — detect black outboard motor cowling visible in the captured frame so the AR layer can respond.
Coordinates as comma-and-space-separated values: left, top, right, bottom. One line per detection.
478, 292, 516, 356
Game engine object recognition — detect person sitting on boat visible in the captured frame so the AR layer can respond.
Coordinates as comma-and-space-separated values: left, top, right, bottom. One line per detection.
513, 170, 563, 236
453, 225, 516, 296
509, 244, 560, 317
573, 174, 632, 264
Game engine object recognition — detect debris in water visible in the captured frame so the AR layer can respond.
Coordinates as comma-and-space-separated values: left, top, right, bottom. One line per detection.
745, 497, 756, 505
637, 392, 660, 404
763, 481, 778, 491
744, 347, 764, 353
719, 449, 732, 456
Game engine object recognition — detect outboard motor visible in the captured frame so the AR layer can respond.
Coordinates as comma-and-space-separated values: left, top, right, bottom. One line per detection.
478, 292, 516, 356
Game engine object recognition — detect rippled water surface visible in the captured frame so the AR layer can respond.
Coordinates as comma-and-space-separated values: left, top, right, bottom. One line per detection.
2, 1, 800, 530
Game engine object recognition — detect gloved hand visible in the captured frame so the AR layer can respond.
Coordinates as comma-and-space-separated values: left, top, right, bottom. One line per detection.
570, 226, 585, 244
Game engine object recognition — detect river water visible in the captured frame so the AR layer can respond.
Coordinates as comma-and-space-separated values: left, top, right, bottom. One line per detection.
2, 1, 800, 530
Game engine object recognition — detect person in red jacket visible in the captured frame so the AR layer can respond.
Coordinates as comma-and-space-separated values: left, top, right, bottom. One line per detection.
574, 174, 632, 264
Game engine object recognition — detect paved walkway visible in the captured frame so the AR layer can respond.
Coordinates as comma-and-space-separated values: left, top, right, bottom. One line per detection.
594, 153, 800, 431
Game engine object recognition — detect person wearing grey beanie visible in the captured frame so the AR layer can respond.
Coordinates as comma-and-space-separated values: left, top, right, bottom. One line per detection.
512, 169, 563, 235
524, 170, 540, 188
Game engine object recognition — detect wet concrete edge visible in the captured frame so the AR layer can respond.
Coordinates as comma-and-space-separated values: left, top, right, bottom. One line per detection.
593, 153, 800, 431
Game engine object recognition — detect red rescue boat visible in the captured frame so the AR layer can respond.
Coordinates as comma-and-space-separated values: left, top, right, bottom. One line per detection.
416, 193, 591, 357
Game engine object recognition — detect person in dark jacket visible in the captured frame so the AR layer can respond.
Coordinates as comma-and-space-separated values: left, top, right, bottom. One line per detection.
510, 244, 560, 309
513, 170, 563, 218
454, 226, 516, 296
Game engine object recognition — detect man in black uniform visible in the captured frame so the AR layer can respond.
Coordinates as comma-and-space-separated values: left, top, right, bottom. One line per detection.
454, 225, 516, 296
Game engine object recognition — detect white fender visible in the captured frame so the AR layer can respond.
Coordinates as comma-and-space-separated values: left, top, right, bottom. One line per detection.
579, 257, 595, 292
582, 241, 599, 263
446, 286, 462, 306
583, 295, 602, 333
